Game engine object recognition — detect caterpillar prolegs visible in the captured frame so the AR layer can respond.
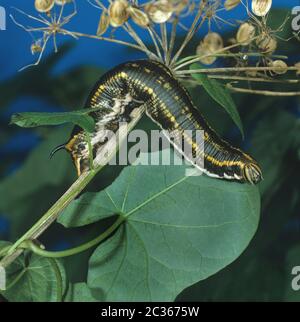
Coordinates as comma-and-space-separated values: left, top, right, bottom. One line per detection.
53, 60, 262, 185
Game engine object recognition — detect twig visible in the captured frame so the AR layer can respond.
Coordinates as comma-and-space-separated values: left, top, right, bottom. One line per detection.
59, 28, 155, 58
226, 83, 300, 96
179, 74, 300, 84
171, 5, 206, 66
177, 66, 299, 74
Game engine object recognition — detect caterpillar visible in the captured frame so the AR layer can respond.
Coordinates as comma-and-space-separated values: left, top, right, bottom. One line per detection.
52, 60, 262, 184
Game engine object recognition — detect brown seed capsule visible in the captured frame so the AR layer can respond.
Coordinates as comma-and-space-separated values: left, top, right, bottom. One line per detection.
128, 7, 150, 28
251, 0, 272, 17
97, 11, 110, 36
145, 0, 173, 24
256, 34, 277, 53
269, 60, 288, 75
31, 43, 43, 55
109, 0, 129, 27
203, 32, 223, 51
196, 42, 217, 65
236, 22, 256, 45
35, 0, 55, 13
224, 0, 241, 11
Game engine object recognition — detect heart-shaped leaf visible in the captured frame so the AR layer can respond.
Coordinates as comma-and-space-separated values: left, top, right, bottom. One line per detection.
59, 150, 260, 301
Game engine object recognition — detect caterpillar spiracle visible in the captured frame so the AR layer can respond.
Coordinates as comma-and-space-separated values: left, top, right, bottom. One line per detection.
51, 60, 262, 184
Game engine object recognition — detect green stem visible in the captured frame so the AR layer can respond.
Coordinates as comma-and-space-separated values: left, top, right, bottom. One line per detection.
0, 106, 145, 269
5, 171, 95, 257
48, 258, 63, 301
19, 216, 125, 258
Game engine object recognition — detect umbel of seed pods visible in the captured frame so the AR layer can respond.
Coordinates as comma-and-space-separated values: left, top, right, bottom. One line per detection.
195, 0, 291, 76
31, 0, 299, 77
97, 0, 190, 35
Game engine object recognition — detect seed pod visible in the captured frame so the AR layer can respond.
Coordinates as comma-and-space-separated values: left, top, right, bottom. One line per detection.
203, 32, 223, 51
251, 0, 272, 17
256, 34, 277, 53
269, 60, 288, 75
35, 0, 55, 13
109, 0, 129, 27
31, 43, 43, 55
224, 0, 241, 11
145, 0, 173, 24
196, 42, 217, 65
97, 11, 110, 36
128, 7, 150, 28
236, 22, 256, 45
295, 62, 300, 76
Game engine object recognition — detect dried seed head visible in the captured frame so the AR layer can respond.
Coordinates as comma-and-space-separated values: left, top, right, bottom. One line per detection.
196, 43, 217, 65
31, 43, 43, 55
224, 0, 241, 11
203, 32, 223, 51
295, 62, 300, 76
236, 22, 256, 45
256, 34, 277, 53
195, 32, 223, 65
128, 7, 150, 28
109, 0, 129, 27
35, 0, 55, 13
269, 60, 288, 75
145, 0, 173, 24
251, 0, 272, 17
97, 11, 110, 36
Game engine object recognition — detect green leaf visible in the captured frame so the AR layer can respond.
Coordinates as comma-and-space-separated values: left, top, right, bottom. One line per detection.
64, 283, 100, 302
1, 254, 66, 302
59, 150, 260, 301
10, 110, 95, 133
190, 63, 244, 138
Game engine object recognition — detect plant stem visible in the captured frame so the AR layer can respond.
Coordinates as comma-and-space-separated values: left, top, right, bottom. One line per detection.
60, 28, 156, 59
226, 83, 300, 96
1, 171, 95, 268
0, 107, 145, 269
178, 66, 299, 74
20, 216, 125, 258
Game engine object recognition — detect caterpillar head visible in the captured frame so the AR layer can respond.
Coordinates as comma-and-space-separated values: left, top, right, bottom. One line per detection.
242, 162, 263, 185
